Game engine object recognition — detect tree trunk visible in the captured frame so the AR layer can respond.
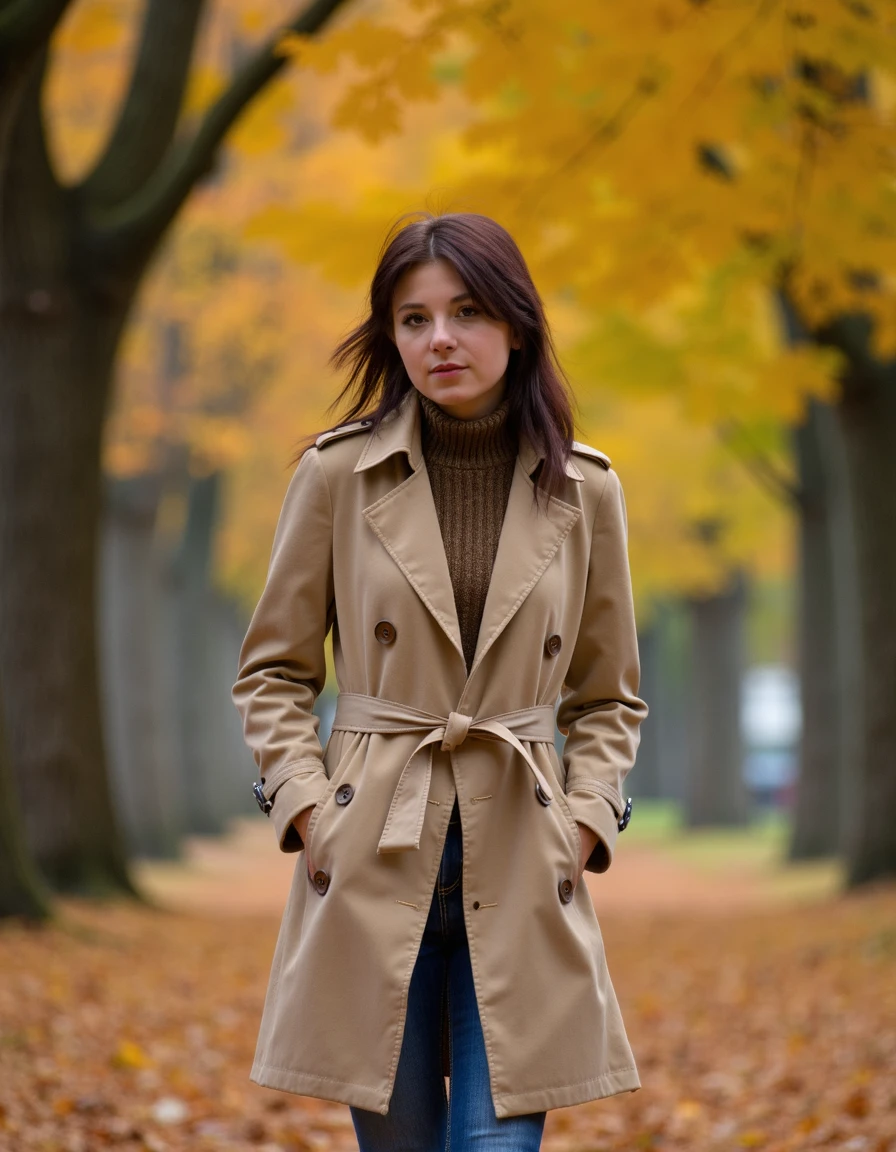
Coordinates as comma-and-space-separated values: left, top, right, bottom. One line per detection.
836, 351, 896, 886
0, 57, 135, 892
169, 472, 227, 834
0, 302, 136, 890
789, 401, 844, 858
206, 590, 258, 820
101, 474, 183, 858
633, 626, 661, 799
0, 695, 51, 919
777, 291, 863, 862
654, 600, 692, 804
820, 401, 863, 857
685, 573, 749, 827
0, 4, 347, 890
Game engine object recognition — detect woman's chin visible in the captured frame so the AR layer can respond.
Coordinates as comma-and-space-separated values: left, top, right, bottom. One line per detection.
423, 381, 506, 419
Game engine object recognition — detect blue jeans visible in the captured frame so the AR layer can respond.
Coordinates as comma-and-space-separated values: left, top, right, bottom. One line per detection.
350, 806, 546, 1151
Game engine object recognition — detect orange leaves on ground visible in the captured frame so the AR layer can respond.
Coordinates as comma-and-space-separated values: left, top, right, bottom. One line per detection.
1, 886, 894, 1151
0, 903, 357, 1151
563, 889, 896, 1152
111, 1040, 153, 1070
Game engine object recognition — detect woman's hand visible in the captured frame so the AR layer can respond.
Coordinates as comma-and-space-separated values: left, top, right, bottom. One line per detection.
576, 822, 599, 878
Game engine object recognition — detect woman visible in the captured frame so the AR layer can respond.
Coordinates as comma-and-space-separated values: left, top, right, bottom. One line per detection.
233, 212, 648, 1151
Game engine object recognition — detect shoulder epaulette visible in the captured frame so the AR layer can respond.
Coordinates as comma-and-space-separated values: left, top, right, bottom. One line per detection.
570, 441, 611, 469
315, 417, 374, 450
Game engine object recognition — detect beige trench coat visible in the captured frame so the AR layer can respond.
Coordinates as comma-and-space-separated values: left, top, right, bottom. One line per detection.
232, 388, 648, 1118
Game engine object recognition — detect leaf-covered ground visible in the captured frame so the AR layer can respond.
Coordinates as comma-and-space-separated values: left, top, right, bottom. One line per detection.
1, 823, 894, 1152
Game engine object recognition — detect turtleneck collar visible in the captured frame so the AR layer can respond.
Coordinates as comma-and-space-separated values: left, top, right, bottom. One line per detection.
418, 392, 517, 470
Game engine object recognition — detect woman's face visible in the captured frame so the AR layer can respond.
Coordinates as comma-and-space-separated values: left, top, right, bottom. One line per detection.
391, 258, 520, 421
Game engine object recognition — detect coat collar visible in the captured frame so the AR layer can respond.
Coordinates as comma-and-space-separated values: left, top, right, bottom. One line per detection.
353, 388, 585, 482
358, 389, 582, 684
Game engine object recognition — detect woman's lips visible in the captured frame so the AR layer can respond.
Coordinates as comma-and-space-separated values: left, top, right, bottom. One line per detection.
431, 366, 465, 376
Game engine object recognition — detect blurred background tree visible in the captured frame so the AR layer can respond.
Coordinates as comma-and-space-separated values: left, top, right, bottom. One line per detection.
0, 0, 348, 908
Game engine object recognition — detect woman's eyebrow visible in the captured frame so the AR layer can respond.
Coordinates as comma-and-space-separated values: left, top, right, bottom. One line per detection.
396, 292, 473, 313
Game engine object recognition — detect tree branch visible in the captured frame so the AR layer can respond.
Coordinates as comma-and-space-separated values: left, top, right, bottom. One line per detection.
717, 418, 803, 508
789, 120, 817, 256
84, 0, 349, 266
0, 47, 67, 320
680, 0, 780, 114
81, 0, 207, 211
514, 75, 655, 220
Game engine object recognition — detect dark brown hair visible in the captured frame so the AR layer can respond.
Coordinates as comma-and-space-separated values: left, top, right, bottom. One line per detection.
310, 211, 576, 499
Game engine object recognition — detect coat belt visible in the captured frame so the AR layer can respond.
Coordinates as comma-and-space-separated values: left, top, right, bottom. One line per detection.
331, 693, 557, 854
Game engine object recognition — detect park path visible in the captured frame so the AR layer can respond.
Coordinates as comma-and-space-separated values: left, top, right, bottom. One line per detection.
3, 819, 891, 1152
133, 815, 838, 919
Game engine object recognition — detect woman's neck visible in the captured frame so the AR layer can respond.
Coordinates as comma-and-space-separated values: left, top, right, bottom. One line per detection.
418, 392, 516, 470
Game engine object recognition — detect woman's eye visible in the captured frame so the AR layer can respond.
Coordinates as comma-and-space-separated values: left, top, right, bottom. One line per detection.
400, 306, 478, 327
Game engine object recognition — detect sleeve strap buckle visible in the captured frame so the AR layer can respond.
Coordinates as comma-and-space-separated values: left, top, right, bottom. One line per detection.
253, 781, 273, 816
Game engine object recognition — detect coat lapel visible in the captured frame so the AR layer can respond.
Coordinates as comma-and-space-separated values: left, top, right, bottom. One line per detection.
363, 465, 465, 663
357, 391, 581, 679
359, 392, 465, 663
467, 453, 580, 681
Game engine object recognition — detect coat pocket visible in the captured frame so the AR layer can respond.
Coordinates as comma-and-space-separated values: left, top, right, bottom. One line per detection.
543, 743, 582, 874
534, 741, 582, 875
553, 785, 583, 876
303, 778, 335, 866
304, 732, 364, 873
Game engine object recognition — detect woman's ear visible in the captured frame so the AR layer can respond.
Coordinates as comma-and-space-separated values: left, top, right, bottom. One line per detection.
510, 331, 522, 351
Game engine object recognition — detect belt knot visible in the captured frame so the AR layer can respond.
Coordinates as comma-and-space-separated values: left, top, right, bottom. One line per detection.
441, 711, 473, 751
330, 693, 557, 853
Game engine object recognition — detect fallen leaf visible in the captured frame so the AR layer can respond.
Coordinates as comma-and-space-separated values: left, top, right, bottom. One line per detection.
843, 1088, 871, 1118
111, 1039, 152, 1069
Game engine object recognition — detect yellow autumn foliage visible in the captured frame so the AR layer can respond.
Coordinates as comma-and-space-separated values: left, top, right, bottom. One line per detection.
42, 0, 885, 610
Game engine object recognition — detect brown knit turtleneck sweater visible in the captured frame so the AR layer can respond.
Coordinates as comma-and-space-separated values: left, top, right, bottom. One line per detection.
418, 392, 517, 673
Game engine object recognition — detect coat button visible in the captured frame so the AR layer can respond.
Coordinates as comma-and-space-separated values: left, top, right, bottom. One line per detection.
545, 634, 562, 657
335, 783, 354, 806
374, 620, 397, 645
312, 869, 330, 895
558, 878, 574, 904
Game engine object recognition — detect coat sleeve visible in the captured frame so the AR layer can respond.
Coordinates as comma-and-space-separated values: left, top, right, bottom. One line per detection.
556, 467, 648, 874
232, 447, 335, 853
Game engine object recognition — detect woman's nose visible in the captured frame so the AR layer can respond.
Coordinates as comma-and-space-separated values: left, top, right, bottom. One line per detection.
429, 317, 456, 350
